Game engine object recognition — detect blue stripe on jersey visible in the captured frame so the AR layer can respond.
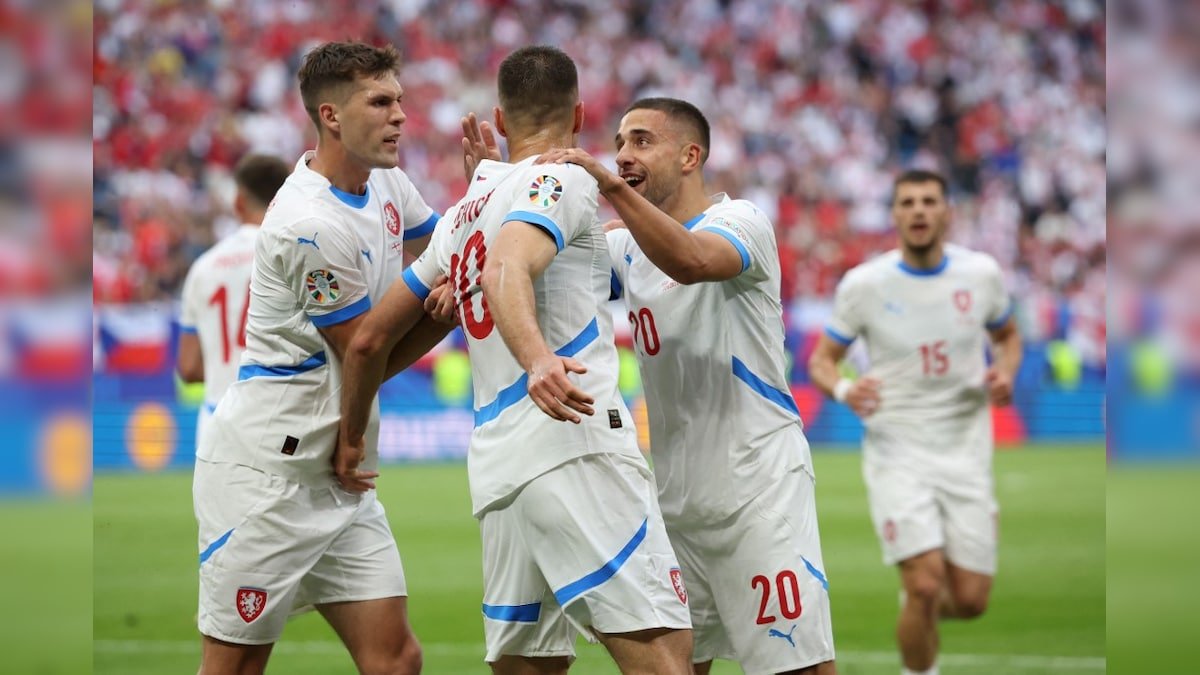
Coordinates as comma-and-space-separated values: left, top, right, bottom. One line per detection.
179, 324, 198, 334
404, 212, 440, 241
402, 267, 432, 302
505, 210, 564, 251
328, 184, 370, 209
199, 528, 234, 565
824, 326, 855, 346
897, 255, 949, 276
238, 351, 328, 381
309, 296, 372, 327
554, 517, 648, 607
698, 227, 750, 273
609, 269, 623, 301
986, 300, 1014, 330
682, 213, 705, 230
481, 602, 541, 623
473, 317, 600, 427
802, 556, 830, 591
731, 356, 800, 416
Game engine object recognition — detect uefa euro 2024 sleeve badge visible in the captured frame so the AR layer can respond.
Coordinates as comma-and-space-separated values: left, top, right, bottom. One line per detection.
528, 175, 563, 208
305, 269, 340, 304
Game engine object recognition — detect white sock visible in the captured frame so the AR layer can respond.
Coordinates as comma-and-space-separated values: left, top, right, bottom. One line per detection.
902, 663, 938, 675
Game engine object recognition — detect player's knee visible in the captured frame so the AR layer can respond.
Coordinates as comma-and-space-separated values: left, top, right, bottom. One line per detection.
905, 573, 945, 608
357, 638, 422, 675
954, 591, 989, 619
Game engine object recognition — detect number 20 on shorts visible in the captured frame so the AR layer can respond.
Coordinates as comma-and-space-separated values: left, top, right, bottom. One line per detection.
752, 570, 803, 624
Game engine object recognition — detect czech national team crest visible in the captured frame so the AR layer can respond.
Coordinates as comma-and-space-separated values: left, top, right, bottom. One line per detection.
953, 289, 972, 313
883, 519, 897, 544
384, 201, 401, 236
236, 587, 267, 623
528, 175, 563, 208
305, 269, 340, 303
669, 567, 688, 605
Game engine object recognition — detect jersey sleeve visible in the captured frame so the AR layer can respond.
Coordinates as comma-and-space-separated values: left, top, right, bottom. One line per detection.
981, 255, 1013, 330
501, 163, 599, 253
279, 217, 372, 328
178, 260, 201, 333
401, 213, 452, 302
605, 228, 631, 301
394, 169, 440, 241
694, 202, 776, 283
825, 271, 864, 346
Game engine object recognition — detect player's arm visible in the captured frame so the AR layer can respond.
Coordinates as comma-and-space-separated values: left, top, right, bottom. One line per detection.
536, 148, 742, 284
808, 333, 880, 417
985, 317, 1022, 406
481, 221, 595, 423
176, 331, 204, 383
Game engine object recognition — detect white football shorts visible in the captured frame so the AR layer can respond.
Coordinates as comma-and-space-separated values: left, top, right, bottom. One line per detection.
193, 458, 407, 644
478, 452, 691, 662
668, 466, 835, 674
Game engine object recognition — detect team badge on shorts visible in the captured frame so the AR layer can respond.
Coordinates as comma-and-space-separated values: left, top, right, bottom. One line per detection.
305, 269, 340, 303
528, 175, 563, 208
384, 201, 401, 236
883, 519, 897, 544
669, 567, 688, 605
236, 587, 267, 623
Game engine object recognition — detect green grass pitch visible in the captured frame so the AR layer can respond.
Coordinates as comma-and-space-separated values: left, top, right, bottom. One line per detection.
94, 445, 1104, 674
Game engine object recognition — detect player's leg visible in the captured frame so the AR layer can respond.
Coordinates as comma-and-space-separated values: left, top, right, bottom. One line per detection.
666, 526, 729, 675
517, 453, 693, 674
198, 636, 273, 675
897, 549, 946, 673
942, 564, 992, 619
938, 473, 999, 620
306, 494, 421, 674
490, 654, 571, 675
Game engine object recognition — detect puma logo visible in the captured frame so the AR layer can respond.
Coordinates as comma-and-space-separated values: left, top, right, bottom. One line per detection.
297, 232, 320, 250
768, 624, 797, 648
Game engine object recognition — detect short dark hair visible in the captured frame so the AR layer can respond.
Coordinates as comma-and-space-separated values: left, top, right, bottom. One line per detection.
892, 169, 948, 202
234, 154, 290, 209
497, 46, 578, 130
625, 97, 711, 163
298, 41, 400, 129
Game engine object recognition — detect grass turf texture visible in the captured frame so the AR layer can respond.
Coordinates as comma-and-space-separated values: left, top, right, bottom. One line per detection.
95, 445, 1104, 674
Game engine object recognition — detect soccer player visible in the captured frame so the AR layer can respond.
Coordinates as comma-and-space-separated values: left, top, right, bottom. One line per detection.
807, 170, 1022, 675
536, 98, 837, 675
191, 41, 441, 675
338, 46, 693, 674
177, 153, 290, 451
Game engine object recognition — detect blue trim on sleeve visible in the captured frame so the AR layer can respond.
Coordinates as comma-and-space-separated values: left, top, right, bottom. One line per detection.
402, 267, 433, 302
986, 301, 1014, 331
731, 356, 800, 416
802, 556, 829, 591
897, 255, 949, 276
505, 210, 565, 252
403, 212, 440, 241
179, 325, 198, 335
329, 185, 370, 209
609, 269, 623, 301
474, 317, 600, 427
824, 326, 855, 346
699, 227, 751, 273
481, 602, 541, 623
309, 296, 372, 327
199, 528, 234, 565
238, 351, 328, 381
554, 518, 648, 607
682, 213, 705, 230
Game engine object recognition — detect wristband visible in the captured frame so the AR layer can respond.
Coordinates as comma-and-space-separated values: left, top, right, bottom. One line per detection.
833, 378, 854, 403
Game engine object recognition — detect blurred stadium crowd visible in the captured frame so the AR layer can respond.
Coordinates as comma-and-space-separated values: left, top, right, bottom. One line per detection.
92, 0, 1106, 368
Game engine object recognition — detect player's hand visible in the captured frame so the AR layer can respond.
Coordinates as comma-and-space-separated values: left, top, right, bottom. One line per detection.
424, 274, 458, 325
985, 367, 1013, 406
846, 377, 882, 418
462, 112, 501, 182
527, 353, 595, 424
332, 432, 379, 493
602, 219, 627, 232
535, 147, 624, 195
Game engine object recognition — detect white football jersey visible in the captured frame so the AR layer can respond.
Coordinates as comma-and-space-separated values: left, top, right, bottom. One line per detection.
178, 224, 258, 412
202, 151, 438, 486
608, 195, 810, 527
405, 157, 639, 516
825, 243, 1012, 466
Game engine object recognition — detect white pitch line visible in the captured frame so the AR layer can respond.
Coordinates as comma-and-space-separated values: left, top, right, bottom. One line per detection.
93, 640, 1105, 670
